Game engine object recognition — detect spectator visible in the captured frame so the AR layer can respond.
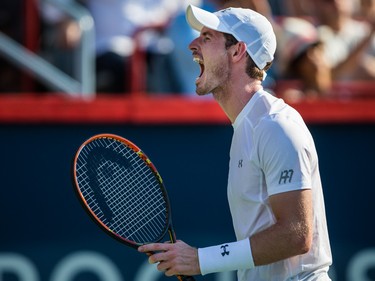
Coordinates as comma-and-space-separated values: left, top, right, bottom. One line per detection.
40, 0, 188, 94
312, 0, 375, 80
274, 17, 332, 102
39, 0, 81, 85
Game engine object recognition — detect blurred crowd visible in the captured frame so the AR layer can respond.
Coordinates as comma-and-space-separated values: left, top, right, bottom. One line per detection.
0, 0, 374, 101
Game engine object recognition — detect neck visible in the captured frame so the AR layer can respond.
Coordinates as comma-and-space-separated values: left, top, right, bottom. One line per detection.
213, 79, 263, 123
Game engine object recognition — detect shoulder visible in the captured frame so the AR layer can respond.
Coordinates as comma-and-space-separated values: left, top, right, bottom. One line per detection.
239, 90, 308, 140
253, 92, 306, 134
254, 102, 311, 155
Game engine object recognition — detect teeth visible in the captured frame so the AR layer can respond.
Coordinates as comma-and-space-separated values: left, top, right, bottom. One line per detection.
193, 57, 203, 64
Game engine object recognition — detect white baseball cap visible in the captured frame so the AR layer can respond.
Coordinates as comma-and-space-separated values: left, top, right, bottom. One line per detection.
186, 4, 276, 70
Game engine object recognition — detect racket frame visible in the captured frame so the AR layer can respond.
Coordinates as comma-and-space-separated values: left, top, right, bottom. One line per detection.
72, 133, 173, 249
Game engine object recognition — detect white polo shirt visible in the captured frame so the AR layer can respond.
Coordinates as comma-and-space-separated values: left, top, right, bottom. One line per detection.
228, 90, 332, 280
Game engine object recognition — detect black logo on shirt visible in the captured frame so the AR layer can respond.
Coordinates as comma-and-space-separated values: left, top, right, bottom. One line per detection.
279, 169, 294, 184
238, 159, 243, 168
220, 244, 230, 256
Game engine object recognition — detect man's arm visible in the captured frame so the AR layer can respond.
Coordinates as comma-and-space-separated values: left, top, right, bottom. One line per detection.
138, 189, 313, 276
251, 189, 313, 265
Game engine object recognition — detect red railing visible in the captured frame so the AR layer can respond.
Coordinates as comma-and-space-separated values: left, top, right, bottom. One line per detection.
0, 91, 374, 124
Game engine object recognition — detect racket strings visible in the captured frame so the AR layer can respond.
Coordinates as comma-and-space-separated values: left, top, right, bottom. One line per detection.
101, 156, 166, 242
111, 149, 168, 243
76, 138, 169, 244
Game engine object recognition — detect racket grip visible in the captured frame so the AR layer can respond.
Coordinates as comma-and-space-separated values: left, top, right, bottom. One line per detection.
177, 275, 196, 281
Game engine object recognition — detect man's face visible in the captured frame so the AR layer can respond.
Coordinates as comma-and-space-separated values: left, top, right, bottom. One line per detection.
188, 27, 232, 96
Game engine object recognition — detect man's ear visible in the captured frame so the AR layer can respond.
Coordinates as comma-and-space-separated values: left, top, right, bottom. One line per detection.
232, 42, 247, 62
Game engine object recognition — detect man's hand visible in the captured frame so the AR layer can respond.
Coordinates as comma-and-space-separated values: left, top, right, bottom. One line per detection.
138, 240, 200, 277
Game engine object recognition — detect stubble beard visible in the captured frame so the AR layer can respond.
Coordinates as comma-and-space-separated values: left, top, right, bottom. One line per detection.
196, 55, 231, 100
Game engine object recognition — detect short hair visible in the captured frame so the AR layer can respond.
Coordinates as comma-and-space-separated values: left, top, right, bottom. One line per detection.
223, 33, 272, 81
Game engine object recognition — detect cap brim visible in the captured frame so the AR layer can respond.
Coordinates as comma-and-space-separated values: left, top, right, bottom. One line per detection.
186, 5, 229, 33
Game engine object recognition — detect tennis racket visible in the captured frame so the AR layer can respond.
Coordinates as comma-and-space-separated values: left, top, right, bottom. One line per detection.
72, 133, 195, 281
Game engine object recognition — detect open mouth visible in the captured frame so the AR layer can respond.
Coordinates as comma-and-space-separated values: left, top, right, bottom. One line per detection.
193, 57, 204, 80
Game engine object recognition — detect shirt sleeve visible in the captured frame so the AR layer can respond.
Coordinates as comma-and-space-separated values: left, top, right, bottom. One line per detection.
256, 114, 313, 196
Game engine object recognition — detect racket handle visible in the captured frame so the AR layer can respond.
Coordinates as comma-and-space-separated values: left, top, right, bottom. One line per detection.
177, 275, 196, 281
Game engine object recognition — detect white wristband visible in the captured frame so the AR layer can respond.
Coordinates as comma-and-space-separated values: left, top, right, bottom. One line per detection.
198, 238, 255, 275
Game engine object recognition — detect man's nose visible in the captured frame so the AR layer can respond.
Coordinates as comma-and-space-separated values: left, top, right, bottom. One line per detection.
188, 37, 199, 51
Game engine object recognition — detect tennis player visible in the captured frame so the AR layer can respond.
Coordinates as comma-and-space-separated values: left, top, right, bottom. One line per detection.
138, 4, 333, 280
